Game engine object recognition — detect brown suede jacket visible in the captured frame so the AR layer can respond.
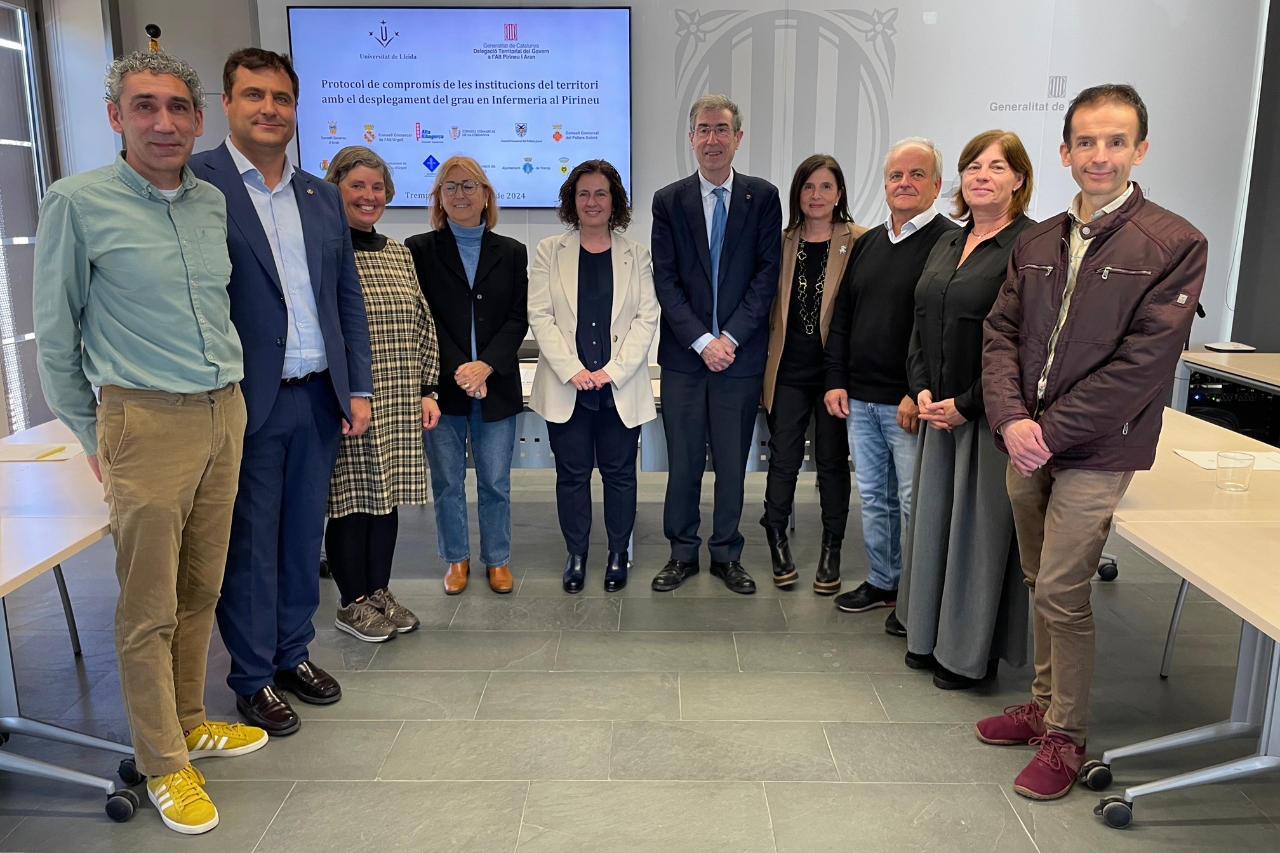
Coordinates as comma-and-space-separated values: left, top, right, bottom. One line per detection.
982, 184, 1207, 471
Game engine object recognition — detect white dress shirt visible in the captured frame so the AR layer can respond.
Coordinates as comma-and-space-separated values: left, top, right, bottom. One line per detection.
692, 169, 738, 353
226, 137, 328, 379
884, 204, 941, 245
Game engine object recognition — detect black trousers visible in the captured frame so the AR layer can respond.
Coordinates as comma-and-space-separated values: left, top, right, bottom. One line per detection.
763, 383, 851, 539
325, 507, 399, 606
545, 402, 641, 555
660, 368, 762, 563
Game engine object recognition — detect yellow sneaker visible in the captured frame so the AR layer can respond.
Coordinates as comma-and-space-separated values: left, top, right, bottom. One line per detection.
146, 764, 218, 835
186, 720, 269, 759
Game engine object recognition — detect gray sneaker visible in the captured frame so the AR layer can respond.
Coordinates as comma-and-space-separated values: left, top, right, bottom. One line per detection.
335, 600, 398, 643
368, 587, 420, 633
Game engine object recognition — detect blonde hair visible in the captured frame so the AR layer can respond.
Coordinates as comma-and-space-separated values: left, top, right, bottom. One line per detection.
429, 156, 498, 231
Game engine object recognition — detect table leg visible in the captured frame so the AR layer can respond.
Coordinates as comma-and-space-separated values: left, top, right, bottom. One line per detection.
1159, 579, 1190, 678
52, 564, 82, 656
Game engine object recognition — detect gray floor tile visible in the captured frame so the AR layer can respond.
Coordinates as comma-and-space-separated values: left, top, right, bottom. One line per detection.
380, 720, 611, 780
766, 781, 1037, 852
450, 597, 621, 631
517, 780, 777, 852
199, 721, 402, 781
554, 631, 739, 671
476, 671, 679, 720
1089, 673, 1236, 729
304, 627, 387, 673
0, 781, 293, 853
778, 598, 892, 633
293, 670, 490, 720
1094, 593, 1243, 638
824, 721, 1033, 783
13, 666, 111, 721
1006, 783, 1279, 852
869, 670, 1035, 723
6, 595, 118, 633
735, 631, 909, 672
620, 598, 786, 632
679, 672, 887, 721
517, 575, 664, 598
368, 630, 560, 671
8, 629, 118, 671
610, 720, 839, 781
259, 780, 527, 852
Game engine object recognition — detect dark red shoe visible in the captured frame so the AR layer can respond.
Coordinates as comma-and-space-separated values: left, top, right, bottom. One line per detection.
975, 702, 1046, 745
1013, 733, 1086, 800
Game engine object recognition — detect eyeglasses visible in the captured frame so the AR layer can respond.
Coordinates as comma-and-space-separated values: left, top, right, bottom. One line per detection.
441, 180, 481, 196
693, 125, 733, 141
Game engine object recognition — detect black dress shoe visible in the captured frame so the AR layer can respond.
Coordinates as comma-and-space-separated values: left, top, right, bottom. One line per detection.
563, 553, 587, 594
933, 658, 1000, 691
905, 651, 936, 670
884, 607, 906, 637
814, 532, 841, 595
604, 551, 628, 592
273, 660, 342, 705
236, 685, 300, 736
710, 560, 756, 595
761, 524, 797, 588
652, 559, 699, 591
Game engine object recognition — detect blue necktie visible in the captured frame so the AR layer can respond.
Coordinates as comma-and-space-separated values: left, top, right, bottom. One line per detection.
709, 186, 728, 337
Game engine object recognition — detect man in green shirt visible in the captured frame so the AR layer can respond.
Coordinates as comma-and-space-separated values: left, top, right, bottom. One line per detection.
33, 50, 267, 836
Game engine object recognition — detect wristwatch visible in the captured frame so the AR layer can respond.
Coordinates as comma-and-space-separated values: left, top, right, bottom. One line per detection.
427, 392, 439, 400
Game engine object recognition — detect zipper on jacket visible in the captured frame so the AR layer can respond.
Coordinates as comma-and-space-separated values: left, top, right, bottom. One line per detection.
1020, 263, 1054, 277
1097, 266, 1153, 280
1122, 422, 1130, 435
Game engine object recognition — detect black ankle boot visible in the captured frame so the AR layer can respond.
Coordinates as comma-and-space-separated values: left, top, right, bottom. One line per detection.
813, 533, 841, 595
562, 553, 587, 594
604, 551, 628, 592
762, 525, 797, 588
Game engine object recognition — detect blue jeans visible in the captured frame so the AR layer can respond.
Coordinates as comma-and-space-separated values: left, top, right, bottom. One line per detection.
423, 400, 517, 567
847, 399, 918, 591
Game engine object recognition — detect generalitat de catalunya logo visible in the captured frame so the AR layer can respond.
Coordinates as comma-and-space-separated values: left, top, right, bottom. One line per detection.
505, 23, 518, 41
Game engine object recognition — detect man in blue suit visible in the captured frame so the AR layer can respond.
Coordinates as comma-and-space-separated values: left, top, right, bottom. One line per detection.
190, 48, 372, 735
651, 95, 782, 594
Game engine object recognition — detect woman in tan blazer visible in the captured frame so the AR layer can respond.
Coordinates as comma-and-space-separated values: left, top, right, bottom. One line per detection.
528, 160, 659, 594
761, 155, 867, 594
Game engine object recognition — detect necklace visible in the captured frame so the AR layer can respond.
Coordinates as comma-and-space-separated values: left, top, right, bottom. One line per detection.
971, 219, 1010, 239
795, 239, 829, 335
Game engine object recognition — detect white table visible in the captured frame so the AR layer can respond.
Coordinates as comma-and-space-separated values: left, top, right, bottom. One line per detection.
0, 421, 139, 821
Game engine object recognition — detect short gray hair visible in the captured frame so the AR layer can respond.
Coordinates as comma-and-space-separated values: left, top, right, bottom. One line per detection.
324, 145, 396, 203
688, 94, 743, 134
105, 51, 205, 110
883, 136, 944, 181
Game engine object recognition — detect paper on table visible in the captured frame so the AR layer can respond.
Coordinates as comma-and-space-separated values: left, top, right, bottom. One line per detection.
1174, 449, 1280, 471
0, 444, 84, 462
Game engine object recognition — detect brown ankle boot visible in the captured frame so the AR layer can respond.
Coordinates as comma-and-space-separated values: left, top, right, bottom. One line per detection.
487, 564, 513, 594
443, 559, 469, 595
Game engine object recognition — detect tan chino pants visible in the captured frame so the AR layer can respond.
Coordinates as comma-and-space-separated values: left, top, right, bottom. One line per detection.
98, 383, 246, 776
1005, 463, 1133, 745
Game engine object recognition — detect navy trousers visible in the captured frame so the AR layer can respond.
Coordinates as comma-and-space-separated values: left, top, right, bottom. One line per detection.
545, 402, 641, 555
660, 368, 761, 563
217, 379, 343, 696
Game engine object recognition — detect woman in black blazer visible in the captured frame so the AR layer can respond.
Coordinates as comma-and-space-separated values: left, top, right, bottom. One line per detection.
405, 156, 528, 597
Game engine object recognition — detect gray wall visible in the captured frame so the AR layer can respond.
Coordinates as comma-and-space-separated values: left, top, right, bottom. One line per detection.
60, 0, 1268, 347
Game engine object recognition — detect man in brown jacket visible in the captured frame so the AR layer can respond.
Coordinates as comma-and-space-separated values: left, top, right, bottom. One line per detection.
976, 84, 1207, 800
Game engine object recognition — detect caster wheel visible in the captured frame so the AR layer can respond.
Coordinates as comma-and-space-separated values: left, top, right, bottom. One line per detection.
1080, 760, 1113, 791
105, 788, 139, 822
1097, 560, 1118, 582
1094, 796, 1132, 829
117, 758, 144, 786
319, 556, 331, 578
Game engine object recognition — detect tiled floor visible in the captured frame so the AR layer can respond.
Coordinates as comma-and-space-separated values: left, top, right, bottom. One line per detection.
1, 471, 1276, 851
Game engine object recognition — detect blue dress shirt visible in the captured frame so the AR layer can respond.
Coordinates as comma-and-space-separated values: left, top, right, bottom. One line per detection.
226, 138, 327, 379
448, 219, 486, 361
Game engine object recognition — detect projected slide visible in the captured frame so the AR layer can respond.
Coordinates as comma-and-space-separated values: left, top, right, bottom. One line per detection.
288, 6, 631, 208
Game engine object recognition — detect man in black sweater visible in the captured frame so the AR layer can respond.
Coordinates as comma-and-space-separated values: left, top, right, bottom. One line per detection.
824, 137, 958, 633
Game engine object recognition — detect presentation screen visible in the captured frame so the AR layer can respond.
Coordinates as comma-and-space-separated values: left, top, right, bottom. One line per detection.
287, 6, 632, 208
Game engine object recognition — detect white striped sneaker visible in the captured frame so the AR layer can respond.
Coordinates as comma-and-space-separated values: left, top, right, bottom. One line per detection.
147, 764, 218, 834
185, 720, 269, 759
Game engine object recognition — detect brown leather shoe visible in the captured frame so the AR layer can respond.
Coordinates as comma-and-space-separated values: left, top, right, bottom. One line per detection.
487, 564, 513, 593
443, 559, 469, 595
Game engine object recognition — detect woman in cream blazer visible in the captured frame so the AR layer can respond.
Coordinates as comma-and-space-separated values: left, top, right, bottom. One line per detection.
528, 160, 659, 594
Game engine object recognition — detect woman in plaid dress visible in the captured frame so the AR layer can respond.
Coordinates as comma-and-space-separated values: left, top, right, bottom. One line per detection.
324, 146, 441, 643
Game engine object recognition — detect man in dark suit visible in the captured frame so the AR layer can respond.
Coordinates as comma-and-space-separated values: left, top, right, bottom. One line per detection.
190, 48, 372, 735
651, 94, 782, 594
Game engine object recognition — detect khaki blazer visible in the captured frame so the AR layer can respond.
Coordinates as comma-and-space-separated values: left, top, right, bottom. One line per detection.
527, 230, 659, 428
762, 220, 868, 411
